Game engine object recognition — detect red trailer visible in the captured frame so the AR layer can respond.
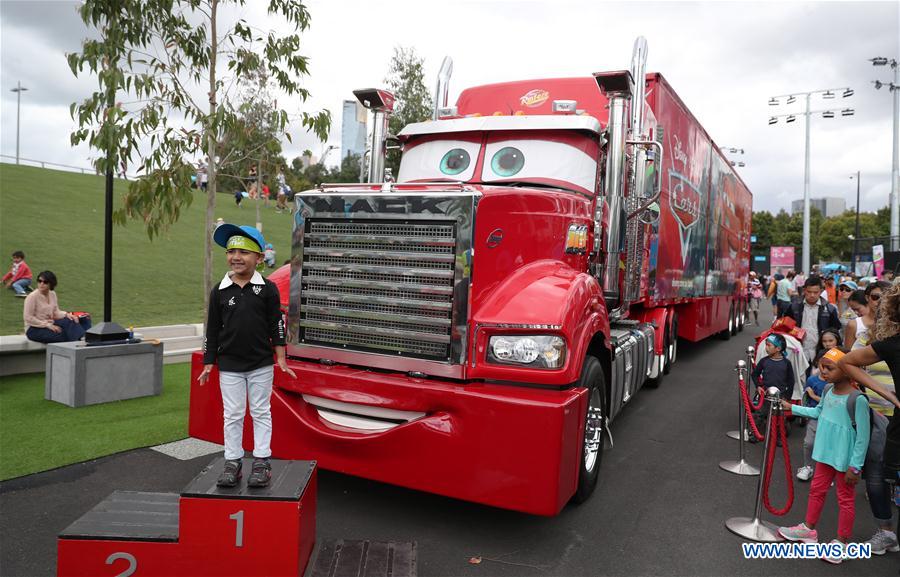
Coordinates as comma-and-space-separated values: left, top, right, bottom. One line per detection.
190, 38, 752, 515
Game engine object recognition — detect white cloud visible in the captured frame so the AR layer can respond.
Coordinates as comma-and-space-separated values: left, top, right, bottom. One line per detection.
1, 0, 897, 215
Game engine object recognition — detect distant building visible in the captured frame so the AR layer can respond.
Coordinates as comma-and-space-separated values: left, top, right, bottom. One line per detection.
298, 154, 319, 169
341, 100, 367, 161
790, 197, 846, 218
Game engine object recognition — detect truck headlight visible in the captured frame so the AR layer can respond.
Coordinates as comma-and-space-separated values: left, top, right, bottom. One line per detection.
487, 335, 566, 369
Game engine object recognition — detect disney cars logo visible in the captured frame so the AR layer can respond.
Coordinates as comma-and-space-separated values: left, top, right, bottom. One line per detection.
519, 89, 549, 108
669, 171, 702, 263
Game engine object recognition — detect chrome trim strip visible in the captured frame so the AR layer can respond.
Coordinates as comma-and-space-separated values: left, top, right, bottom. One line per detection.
303, 276, 454, 296
307, 233, 457, 247
303, 304, 452, 327
303, 261, 456, 279
287, 344, 465, 379
299, 319, 452, 343
304, 246, 456, 263
302, 290, 452, 310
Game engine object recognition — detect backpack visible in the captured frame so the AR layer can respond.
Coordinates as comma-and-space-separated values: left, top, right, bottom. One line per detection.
821, 383, 890, 462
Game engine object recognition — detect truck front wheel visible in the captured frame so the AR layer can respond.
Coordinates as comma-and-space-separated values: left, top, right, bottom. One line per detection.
573, 356, 606, 503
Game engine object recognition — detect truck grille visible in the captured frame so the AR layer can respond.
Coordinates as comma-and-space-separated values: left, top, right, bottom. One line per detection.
298, 220, 457, 361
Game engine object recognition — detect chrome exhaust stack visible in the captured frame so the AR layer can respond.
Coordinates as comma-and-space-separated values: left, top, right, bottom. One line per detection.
433, 56, 453, 120
594, 70, 633, 306
353, 88, 395, 183
624, 36, 649, 303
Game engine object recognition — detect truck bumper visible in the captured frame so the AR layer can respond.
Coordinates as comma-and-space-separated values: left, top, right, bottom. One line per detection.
189, 352, 586, 516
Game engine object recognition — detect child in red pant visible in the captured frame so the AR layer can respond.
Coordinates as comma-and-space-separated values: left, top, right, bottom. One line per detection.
777, 347, 871, 564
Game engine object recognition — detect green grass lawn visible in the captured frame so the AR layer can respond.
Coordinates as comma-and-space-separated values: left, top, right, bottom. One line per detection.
0, 163, 294, 335
0, 363, 193, 480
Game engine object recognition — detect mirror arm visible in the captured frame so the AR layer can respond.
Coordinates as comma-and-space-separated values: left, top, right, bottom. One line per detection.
625, 139, 663, 220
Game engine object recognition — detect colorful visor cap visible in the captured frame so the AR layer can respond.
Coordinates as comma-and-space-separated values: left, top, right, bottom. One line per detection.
226, 235, 262, 253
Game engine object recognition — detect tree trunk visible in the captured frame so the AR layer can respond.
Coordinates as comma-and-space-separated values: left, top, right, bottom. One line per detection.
256, 155, 263, 232
204, 0, 219, 314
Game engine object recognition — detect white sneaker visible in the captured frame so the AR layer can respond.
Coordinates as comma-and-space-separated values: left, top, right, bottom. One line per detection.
822, 539, 849, 564
865, 530, 900, 555
796, 465, 814, 481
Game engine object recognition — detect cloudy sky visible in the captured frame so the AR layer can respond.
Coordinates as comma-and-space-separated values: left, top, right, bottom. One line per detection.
1, 0, 897, 214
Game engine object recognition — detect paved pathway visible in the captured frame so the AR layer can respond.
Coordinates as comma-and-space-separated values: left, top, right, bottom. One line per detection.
2, 309, 897, 576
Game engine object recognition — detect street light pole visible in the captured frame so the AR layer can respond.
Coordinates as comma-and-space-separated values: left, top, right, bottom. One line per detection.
768, 86, 854, 274
871, 56, 899, 250
803, 93, 812, 274
10, 81, 28, 164
851, 172, 860, 272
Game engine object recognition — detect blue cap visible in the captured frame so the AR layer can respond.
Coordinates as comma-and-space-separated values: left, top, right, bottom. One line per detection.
839, 280, 858, 290
213, 224, 265, 253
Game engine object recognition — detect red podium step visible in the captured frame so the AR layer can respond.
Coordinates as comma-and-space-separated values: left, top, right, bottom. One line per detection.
58, 458, 316, 577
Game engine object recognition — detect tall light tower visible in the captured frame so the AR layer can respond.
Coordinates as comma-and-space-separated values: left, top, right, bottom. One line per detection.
871, 57, 899, 250
768, 87, 855, 273
10, 81, 28, 164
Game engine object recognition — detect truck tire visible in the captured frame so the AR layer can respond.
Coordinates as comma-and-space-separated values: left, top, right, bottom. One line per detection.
573, 356, 606, 504
731, 302, 740, 336
647, 317, 671, 387
721, 303, 733, 341
664, 314, 677, 374
737, 301, 746, 333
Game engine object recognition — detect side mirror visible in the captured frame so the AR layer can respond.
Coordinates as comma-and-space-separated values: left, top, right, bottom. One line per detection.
638, 201, 661, 225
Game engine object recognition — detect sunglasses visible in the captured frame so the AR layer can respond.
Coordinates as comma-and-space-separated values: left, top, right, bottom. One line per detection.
870, 293, 881, 301
37, 279, 49, 284
839, 286, 853, 292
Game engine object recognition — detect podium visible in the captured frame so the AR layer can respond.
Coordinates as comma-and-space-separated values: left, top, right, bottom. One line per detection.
58, 458, 316, 577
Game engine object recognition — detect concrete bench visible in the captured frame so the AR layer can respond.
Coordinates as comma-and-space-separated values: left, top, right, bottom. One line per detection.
0, 335, 46, 377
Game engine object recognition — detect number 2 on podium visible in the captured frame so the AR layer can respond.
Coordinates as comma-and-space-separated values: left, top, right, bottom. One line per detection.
229, 510, 245, 547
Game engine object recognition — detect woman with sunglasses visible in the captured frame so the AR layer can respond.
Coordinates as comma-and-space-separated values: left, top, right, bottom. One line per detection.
22, 271, 92, 343
837, 279, 859, 330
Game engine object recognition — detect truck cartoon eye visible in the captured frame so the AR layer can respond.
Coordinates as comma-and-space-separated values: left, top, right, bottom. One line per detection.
490, 147, 525, 177
397, 139, 480, 182
440, 148, 471, 175
482, 139, 598, 193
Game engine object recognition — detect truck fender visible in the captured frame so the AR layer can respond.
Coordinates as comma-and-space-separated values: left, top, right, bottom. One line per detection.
474, 259, 610, 384
633, 307, 669, 355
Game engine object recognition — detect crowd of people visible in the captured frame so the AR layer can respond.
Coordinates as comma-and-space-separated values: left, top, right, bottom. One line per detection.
747, 265, 900, 563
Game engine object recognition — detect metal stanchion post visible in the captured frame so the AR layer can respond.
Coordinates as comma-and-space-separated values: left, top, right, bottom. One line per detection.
725, 386, 784, 542
720, 359, 760, 476
728, 346, 756, 440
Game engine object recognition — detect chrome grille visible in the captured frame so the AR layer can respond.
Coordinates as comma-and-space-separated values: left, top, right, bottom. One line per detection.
299, 219, 457, 360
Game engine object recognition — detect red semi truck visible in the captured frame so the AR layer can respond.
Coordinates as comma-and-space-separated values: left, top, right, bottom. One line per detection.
190, 38, 752, 515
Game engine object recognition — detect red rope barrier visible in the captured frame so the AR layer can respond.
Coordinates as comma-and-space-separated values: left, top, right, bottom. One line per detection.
738, 373, 766, 441
762, 411, 794, 516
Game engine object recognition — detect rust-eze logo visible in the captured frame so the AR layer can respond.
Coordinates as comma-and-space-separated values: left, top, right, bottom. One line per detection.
519, 89, 549, 108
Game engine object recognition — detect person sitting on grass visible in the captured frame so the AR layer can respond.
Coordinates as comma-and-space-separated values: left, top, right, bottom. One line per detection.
22, 271, 92, 343
3, 250, 32, 297
197, 224, 296, 489
778, 347, 870, 564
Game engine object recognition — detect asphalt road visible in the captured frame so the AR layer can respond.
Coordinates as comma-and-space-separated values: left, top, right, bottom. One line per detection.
2, 307, 897, 576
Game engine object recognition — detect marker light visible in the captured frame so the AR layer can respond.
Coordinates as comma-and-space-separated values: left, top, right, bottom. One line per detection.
565, 224, 589, 254
488, 335, 567, 368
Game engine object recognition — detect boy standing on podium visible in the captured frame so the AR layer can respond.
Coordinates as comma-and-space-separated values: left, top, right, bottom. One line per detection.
197, 224, 296, 488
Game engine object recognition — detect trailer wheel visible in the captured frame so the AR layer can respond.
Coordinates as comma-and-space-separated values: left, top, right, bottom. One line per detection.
737, 301, 746, 333
664, 315, 677, 374
646, 322, 668, 388
721, 303, 733, 341
730, 303, 739, 336
573, 356, 606, 503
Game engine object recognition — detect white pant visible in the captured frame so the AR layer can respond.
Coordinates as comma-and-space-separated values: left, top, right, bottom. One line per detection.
219, 365, 274, 460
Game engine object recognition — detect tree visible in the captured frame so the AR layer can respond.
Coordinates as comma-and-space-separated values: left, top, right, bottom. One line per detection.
384, 46, 433, 178
68, 0, 330, 306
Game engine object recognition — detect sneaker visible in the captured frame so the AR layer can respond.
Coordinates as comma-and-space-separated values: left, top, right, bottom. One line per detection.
796, 466, 814, 481
865, 530, 900, 555
247, 457, 271, 488
778, 522, 818, 543
823, 539, 848, 564
14, 293, 26, 298
216, 459, 242, 488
